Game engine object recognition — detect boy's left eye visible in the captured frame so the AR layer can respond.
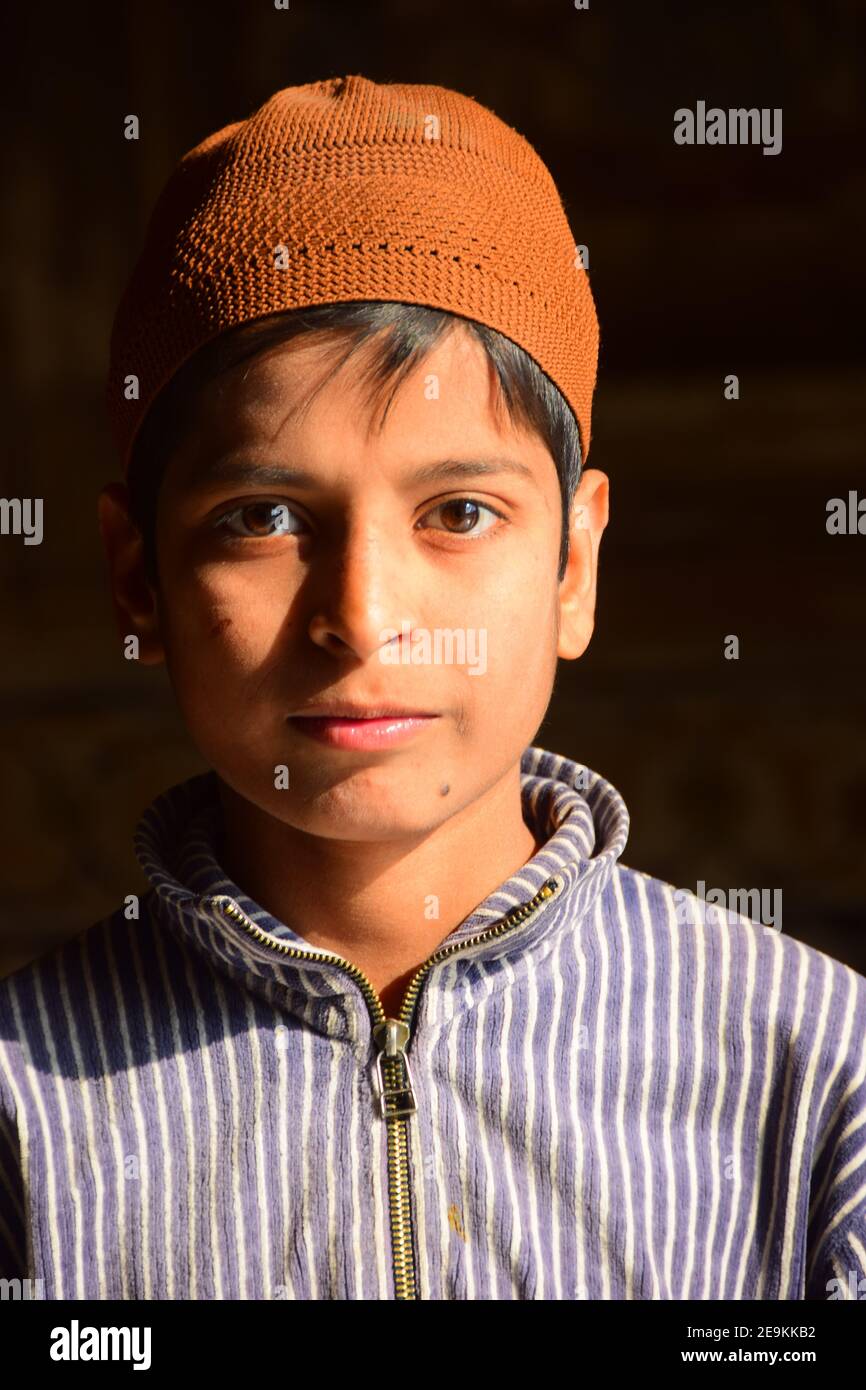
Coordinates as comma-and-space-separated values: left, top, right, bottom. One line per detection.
212, 497, 504, 540
417, 497, 504, 536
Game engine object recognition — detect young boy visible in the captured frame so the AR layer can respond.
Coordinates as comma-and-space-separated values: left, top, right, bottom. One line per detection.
1, 75, 865, 1302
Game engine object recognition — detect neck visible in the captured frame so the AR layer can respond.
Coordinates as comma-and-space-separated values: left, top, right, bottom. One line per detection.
215, 762, 542, 1016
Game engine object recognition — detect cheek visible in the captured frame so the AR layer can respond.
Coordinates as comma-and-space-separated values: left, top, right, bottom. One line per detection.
159, 568, 281, 684
477, 560, 557, 665
453, 568, 557, 721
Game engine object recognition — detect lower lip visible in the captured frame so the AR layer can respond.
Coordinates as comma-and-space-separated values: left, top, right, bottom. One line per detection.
288, 715, 439, 749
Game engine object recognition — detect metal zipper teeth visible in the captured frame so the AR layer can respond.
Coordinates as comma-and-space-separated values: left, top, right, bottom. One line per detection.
216, 897, 387, 1023
211, 873, 562, 1300
214, 875, 561, 1030
378, 872, 562, 1301
394, 875, 561, 1031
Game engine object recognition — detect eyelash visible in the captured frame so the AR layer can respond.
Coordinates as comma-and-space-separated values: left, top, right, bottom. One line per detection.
211, 496, 508, 543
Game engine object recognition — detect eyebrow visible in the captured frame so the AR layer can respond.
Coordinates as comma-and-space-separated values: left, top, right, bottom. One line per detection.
179, 454, 539, 494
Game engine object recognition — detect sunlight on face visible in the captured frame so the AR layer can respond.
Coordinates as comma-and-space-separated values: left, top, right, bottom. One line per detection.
152, 322, 566, 841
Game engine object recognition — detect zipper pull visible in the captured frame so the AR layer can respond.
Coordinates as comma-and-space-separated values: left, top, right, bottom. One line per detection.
372, 1019, 417, 1120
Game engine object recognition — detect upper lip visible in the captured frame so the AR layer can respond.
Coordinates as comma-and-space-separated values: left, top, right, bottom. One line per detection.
290, 704, 438, 720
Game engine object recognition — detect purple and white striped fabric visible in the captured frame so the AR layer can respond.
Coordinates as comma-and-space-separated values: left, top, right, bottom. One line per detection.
1, 745, 865, 1300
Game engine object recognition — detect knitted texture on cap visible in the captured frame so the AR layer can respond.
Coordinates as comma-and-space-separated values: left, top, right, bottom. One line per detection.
106, 74, 599, 476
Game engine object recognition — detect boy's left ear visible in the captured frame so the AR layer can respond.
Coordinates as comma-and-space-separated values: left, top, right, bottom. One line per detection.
556, 468, 610, 660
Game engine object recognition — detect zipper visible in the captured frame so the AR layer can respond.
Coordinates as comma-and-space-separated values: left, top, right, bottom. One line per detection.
212, 873, 561, 1299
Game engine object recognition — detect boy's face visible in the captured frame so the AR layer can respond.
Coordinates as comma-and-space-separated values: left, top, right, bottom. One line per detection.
99, 321, 608, 842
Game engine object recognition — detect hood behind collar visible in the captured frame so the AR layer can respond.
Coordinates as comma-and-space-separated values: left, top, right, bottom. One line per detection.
133, 745, 630, 1012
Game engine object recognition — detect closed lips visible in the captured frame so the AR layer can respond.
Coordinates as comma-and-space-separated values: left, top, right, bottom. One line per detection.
290, 709, 437, 720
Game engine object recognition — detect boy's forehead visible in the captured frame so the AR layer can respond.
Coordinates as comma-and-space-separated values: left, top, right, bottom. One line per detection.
165, 322, 552, 490
204, 319, 490, 413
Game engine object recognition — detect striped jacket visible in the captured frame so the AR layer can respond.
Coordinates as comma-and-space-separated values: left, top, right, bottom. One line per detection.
1, 745, 865, 1300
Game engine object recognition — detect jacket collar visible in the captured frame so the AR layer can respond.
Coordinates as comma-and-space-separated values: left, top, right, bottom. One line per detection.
134, 745, 630, 1016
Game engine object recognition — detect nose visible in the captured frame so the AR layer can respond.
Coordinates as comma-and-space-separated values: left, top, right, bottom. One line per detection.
305, 519, 419, 664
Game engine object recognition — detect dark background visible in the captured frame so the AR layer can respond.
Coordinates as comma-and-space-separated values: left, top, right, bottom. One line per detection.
2, 0, 864, 975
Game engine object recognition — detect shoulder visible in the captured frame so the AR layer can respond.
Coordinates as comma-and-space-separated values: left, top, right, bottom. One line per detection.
0, 892, 154, 989
611, 859, 865, 978
0, 892, 163, 1098
606, 860, 866, 1067
607, 863, 866, 1264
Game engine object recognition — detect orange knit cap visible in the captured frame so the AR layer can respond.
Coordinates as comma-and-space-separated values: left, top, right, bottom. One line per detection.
105, 74, 600, 477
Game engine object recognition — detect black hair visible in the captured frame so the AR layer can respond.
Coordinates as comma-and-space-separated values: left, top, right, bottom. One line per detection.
126, 301, 582, 584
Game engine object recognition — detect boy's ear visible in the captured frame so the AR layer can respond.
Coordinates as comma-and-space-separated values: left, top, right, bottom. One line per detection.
96, 482, 165, 666
556, 468, 610, 660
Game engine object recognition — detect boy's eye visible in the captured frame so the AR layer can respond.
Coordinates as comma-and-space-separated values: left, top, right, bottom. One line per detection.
418, 498, 503, 536
211, 496, 504, 541
213, 502, 301, 539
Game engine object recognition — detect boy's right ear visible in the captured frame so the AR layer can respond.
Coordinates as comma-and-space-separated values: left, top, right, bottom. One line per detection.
96, 483, 165, 666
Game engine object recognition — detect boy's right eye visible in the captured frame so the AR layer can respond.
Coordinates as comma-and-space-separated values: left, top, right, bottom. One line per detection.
213, 502, 302, 539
